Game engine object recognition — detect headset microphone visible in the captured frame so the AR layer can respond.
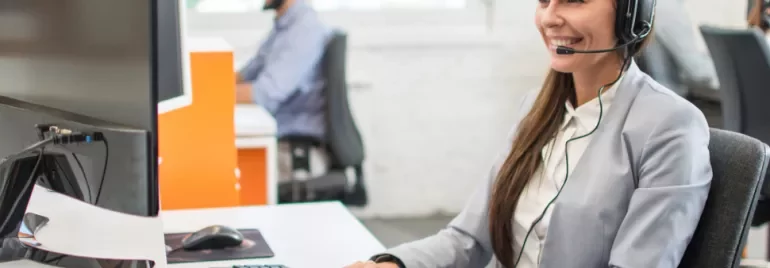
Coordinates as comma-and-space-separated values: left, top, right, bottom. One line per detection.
555, 35, 642, 55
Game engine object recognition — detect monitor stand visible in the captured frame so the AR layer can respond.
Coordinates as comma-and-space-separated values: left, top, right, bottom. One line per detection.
0, 153, 86, 240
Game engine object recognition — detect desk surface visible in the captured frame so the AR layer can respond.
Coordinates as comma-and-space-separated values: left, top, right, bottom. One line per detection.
235, 104, 276, 137
162, 202, 385, 267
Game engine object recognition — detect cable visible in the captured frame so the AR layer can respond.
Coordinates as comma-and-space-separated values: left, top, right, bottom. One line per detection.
512, 56, 633, 268
70, 153, 92, 202
93, 137, 109, 205
51, 157, 83, 202
44, 255, 65, 264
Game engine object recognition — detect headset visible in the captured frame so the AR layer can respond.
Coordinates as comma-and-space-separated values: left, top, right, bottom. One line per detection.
556, 0, 655, 56
511, 0, 656, 267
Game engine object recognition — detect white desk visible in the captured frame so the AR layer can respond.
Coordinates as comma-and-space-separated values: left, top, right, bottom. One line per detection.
234, 104, 279, 205
163, 202, 385, 267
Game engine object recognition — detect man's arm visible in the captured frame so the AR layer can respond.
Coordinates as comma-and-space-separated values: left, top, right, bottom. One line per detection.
245, 22, 327, 112
237, 53, 263, 83
608, 104, 712, 267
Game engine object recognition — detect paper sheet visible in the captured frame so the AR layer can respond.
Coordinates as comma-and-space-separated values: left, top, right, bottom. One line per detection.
22, 185, 168, 267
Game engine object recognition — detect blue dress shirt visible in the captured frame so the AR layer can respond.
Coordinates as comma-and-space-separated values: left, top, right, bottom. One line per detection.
238, 0, 329, 140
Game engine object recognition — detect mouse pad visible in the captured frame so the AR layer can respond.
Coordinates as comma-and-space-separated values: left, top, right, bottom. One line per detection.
164, 229, 275, 264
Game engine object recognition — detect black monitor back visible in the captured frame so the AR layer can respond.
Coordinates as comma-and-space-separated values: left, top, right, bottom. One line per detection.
0, 0, 186, 218
0, 95, 154, 218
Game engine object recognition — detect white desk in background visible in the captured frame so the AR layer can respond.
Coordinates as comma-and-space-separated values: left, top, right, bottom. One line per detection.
163, 202, 385, 268
235, 104, 278, 205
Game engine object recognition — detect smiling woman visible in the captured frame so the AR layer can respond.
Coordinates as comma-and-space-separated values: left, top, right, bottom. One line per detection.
345, 0, 715, 267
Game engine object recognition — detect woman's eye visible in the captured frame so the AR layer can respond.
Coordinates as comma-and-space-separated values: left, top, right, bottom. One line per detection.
566, 0, 585, 3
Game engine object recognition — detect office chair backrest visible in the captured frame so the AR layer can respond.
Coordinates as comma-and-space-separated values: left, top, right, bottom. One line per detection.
679, 128, 769, 268
699, 26, 770, 144
322, 30, 365, 168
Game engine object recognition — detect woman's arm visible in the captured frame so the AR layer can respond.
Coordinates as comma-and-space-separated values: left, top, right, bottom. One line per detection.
372, 167, 498, 268
367, 90, 538, 268
608, 104, 712, 268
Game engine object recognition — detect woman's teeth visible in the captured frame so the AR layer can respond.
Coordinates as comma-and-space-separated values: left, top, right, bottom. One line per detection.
552, 39, 580, 46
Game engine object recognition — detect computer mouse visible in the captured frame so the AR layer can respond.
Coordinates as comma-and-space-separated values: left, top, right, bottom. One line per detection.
181, 225, 244, 251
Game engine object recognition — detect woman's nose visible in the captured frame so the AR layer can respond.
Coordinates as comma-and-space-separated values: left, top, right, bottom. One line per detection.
540, 4, 564, 28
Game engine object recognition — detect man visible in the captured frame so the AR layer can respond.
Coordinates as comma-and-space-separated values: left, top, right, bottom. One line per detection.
236, 0, 330, 183
637, 0, 720, 97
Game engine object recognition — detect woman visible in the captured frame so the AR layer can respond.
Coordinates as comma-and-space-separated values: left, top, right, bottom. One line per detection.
347, 0, 712, 267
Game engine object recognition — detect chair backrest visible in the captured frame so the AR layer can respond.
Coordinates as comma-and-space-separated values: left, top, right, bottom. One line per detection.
679, 128, 770, 268
321, 30, 365, 168
699, 25, 770, 144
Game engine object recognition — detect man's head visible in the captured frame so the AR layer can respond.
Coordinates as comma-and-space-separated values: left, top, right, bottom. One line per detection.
263, 0, 294, 11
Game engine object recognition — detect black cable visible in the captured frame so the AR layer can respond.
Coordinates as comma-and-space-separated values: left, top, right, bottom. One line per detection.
51, 157, 82, 202
93, 137, 109, 205
44, 254, 65, 264
70, 153, 92, 202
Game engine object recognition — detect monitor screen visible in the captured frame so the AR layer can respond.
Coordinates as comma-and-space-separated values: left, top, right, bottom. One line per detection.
157, 0, 192, 114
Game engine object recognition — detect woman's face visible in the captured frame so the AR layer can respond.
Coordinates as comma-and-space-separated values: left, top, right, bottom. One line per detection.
536, 0, 619, 73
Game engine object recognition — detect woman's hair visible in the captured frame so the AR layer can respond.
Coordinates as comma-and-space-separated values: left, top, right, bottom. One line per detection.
748, 0, 769, 32
487, 26, 654, 268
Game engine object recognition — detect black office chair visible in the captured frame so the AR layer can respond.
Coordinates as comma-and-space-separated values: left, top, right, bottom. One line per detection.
699, 26, 770, 144
700, 26, 770, 227
277, 30, 368, 206
679, 128, 769, 268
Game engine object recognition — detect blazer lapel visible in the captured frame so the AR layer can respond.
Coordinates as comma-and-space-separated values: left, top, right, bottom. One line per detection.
538, 61, 650, 265
556, 61, 645, 187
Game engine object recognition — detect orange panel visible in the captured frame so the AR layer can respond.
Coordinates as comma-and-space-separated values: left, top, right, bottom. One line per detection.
158, 51, 240, 210
237, 148, 268, 205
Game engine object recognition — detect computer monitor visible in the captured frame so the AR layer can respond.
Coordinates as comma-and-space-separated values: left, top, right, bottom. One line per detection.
0, 0, 182, 266
0, 0, 190, 218
157, 0, 192, 114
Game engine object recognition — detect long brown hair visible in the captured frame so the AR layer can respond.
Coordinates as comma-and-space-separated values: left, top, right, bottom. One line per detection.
749, 0, 769, 32
487, 69, 573, 268
487, 31, 654, 268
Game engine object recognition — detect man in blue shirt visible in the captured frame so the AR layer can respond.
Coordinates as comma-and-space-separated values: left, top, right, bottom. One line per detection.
236, 0, 331, 183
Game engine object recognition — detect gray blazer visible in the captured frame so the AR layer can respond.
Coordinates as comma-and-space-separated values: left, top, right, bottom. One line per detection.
381, 62, 713, 268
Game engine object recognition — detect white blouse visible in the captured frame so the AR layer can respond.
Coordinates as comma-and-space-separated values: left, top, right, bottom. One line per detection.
512, 78, 622, 267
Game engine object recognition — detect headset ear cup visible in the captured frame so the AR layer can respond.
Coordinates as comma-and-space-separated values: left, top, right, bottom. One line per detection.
614, 0, 631, 44
616, 0, 655, 55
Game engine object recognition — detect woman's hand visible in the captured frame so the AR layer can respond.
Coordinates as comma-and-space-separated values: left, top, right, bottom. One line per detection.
343, 260, 399, 268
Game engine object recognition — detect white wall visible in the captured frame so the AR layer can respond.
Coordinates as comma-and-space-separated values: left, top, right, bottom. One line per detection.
187, 0, 749, 218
